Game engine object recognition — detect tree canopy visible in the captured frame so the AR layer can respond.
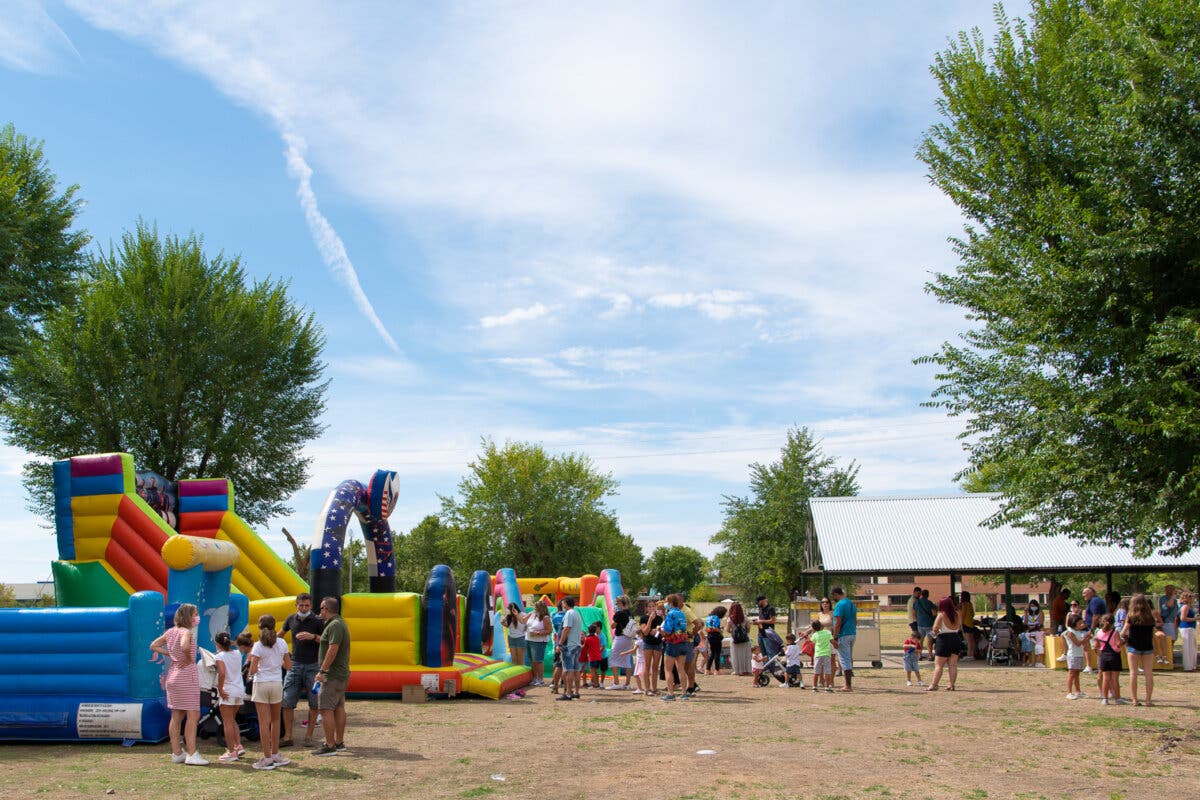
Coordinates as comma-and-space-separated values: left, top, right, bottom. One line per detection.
0, 123, 88, 377
918, 0, 1200, 555
1, 221, 328, 525
712, 427, 859, 602
644, 545, 708, 597
439, 439, 642, 581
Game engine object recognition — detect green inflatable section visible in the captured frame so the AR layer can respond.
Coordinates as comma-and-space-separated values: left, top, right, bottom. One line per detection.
52, 560, 130, 607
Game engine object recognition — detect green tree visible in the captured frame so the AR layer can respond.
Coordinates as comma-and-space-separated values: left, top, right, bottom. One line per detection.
394, 514, 460, 593
1, 221, 328, 525
439, 439, 640, 579
644, 545, 708, 596
712, 427, 859, 602
917, 0, 1200, 555
0, 124, 89, 378
341, 538, 370, 594
0, 582, 17, 608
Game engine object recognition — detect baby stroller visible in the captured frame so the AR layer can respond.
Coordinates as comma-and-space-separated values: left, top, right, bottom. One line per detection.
755, 651, 805, 687
986, 620, 1019, 666
196, 648, 260, 745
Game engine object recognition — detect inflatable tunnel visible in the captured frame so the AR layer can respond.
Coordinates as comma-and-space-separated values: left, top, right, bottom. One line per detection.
0, 591, 169, 742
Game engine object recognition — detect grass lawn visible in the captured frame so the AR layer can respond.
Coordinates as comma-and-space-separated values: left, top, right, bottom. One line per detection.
1, 664, 1197, 800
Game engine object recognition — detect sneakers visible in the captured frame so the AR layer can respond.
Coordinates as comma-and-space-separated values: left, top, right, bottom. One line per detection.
917, 680, 926, 687
825, 687, 834, 693
777, 681, 789, 688
1115, 697, 1131, 705
632, 689, 644, 695
184, 752, 209, 766
1101, 698, 1109, 705
1057, 654, 1067, 662
312, 744, 338, 756
272, 755, 292, 767
218, 751, 239, 763
660, 693, 676, 701
252, 757, 276, 770
1066, 693, 1078, 700
171, 752, 187, 764
334, 742, 348, 753
555, 694, 573, 701
906, 680, 913, 687
235, 745, 246, 757
1082, 666, 1094, 674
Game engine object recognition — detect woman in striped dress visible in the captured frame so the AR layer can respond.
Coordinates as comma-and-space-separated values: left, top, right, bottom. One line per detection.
150, 603, 207, 765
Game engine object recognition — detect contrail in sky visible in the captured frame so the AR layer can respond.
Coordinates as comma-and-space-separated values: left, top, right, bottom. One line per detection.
282, 131, 399, 352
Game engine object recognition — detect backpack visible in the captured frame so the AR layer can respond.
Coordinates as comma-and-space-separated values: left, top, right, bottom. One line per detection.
731, 623, 750, 644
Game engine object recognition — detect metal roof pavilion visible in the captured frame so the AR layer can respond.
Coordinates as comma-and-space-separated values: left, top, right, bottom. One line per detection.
807, 493, 1200, 576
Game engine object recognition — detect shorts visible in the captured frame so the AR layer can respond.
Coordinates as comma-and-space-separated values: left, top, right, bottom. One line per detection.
664, 641, 691, 659
813, 656, 832, 675
786, 664, 802, 678
934, 632, 961, 659
642, 639, 663, 652
1162, 623, 1177, 640
317, 676, 347, 710
218, 694, 244, 707
1067, 655, 1085, 671
561, 644, 582, 672
1099, 651, 1122, 672
282, 662, 320, 709
589, 659, 605, 671
553, 648, 562, 667
908, 620, 919, 633
1127, 647, 1153, 656
508, 635, 525, 653
525, 639, 547, 664
836, 635, 855, 671
683, 640, 697, 662
251, 680, 283, 705
902, 651, 918, 673
918, 626, 933, 641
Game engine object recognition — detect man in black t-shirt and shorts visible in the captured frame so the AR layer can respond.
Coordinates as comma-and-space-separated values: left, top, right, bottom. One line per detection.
280, 592, 325, 747
755, 595, 781, 659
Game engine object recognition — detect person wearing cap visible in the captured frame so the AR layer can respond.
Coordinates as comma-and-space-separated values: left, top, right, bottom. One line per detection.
754, 595, 780, 659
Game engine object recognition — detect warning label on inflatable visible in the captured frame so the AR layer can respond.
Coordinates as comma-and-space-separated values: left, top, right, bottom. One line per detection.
76, 703, 142, 739
420, 673, 441, 692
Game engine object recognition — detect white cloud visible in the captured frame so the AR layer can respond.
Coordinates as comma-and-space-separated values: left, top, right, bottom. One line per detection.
648, 290, 766, 321
480, 302, 550, 329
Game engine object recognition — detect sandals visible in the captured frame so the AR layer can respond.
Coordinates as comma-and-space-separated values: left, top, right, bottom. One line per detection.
926, 685, 939, 691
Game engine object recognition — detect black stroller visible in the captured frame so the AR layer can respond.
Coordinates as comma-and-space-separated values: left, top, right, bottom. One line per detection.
986, 619, 1020, 666
755, 650, 805, 687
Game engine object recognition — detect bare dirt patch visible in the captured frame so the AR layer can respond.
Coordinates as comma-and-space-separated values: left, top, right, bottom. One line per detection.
1, 664, 1197, 800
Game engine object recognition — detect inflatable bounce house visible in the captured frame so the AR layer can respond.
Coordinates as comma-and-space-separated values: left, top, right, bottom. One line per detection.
0, 452, 628, 741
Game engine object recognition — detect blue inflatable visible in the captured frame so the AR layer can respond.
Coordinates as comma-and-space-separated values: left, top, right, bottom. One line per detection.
0, 591, 169, 742
464, 569, 494, 655
422, 564, 458, 668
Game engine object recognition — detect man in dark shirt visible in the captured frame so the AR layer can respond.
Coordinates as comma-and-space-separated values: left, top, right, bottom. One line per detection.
754, 595, 780, 658
280, 592, 325, 747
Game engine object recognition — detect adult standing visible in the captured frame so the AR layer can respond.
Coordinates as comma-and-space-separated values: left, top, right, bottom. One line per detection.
149, 602, 207, 766
926, 596, 961, 691
555, 596, 583, 701
640, 598, 665, 695
726, 602, 752, 676
754, 595, 780, 659
906, 586, 921, 636
704, 605, 727, 675
280, 592, 324, 748
312, 597, 351, 756
681, 599, 704, 697
1122, 594, 1157, 706
524, 600, 553, 687
504, 602, 527, 667
249, 614, 291, 770
914, 589, 937, 661
1178, 591, 1197, 672
831, 586, 857, 692
608, 595, 636, 690
660, 594, 691, 701
1158, 586, 1179, 666
960, 591, 978, 660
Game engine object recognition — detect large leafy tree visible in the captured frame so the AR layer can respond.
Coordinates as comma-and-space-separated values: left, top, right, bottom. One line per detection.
712, 427, 859, 602
439, 439, 641, 580
0, 124, 88, 377
918, 0, 1200, 555
2, 221, 328, 525
644, 545, 708, 597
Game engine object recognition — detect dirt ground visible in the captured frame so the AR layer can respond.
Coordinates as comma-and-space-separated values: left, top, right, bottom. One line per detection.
1, 661, 1197, 800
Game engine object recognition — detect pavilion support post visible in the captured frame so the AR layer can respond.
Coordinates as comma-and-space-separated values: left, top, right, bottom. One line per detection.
1004, 571, 1014, 620
1106, 571, 1113, 595
821, 571, 829, 599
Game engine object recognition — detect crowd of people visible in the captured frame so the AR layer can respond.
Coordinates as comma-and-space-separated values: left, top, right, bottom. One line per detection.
153, 593, 352, 768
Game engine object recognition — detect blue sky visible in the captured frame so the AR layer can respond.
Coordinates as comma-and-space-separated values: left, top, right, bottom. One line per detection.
0, 2, 1024, 582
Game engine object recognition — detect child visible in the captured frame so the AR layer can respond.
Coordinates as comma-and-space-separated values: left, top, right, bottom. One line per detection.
783, 633, 805, 688
236, 632, 254, 697
582, 622, 604, 688
902, 629, 925, 687
750, 646, 765, 686
1093, 614, 1127, 705
620, 631, 647, 695
809, 619, 834, 692
213, 631, 245, 762
1019, 631, 1035, 666
1062, 612, 1090, 700
695, 634, 710, 675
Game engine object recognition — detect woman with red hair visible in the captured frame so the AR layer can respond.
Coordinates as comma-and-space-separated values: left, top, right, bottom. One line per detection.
927, 596, 962, 691
726, 602, 752, 676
